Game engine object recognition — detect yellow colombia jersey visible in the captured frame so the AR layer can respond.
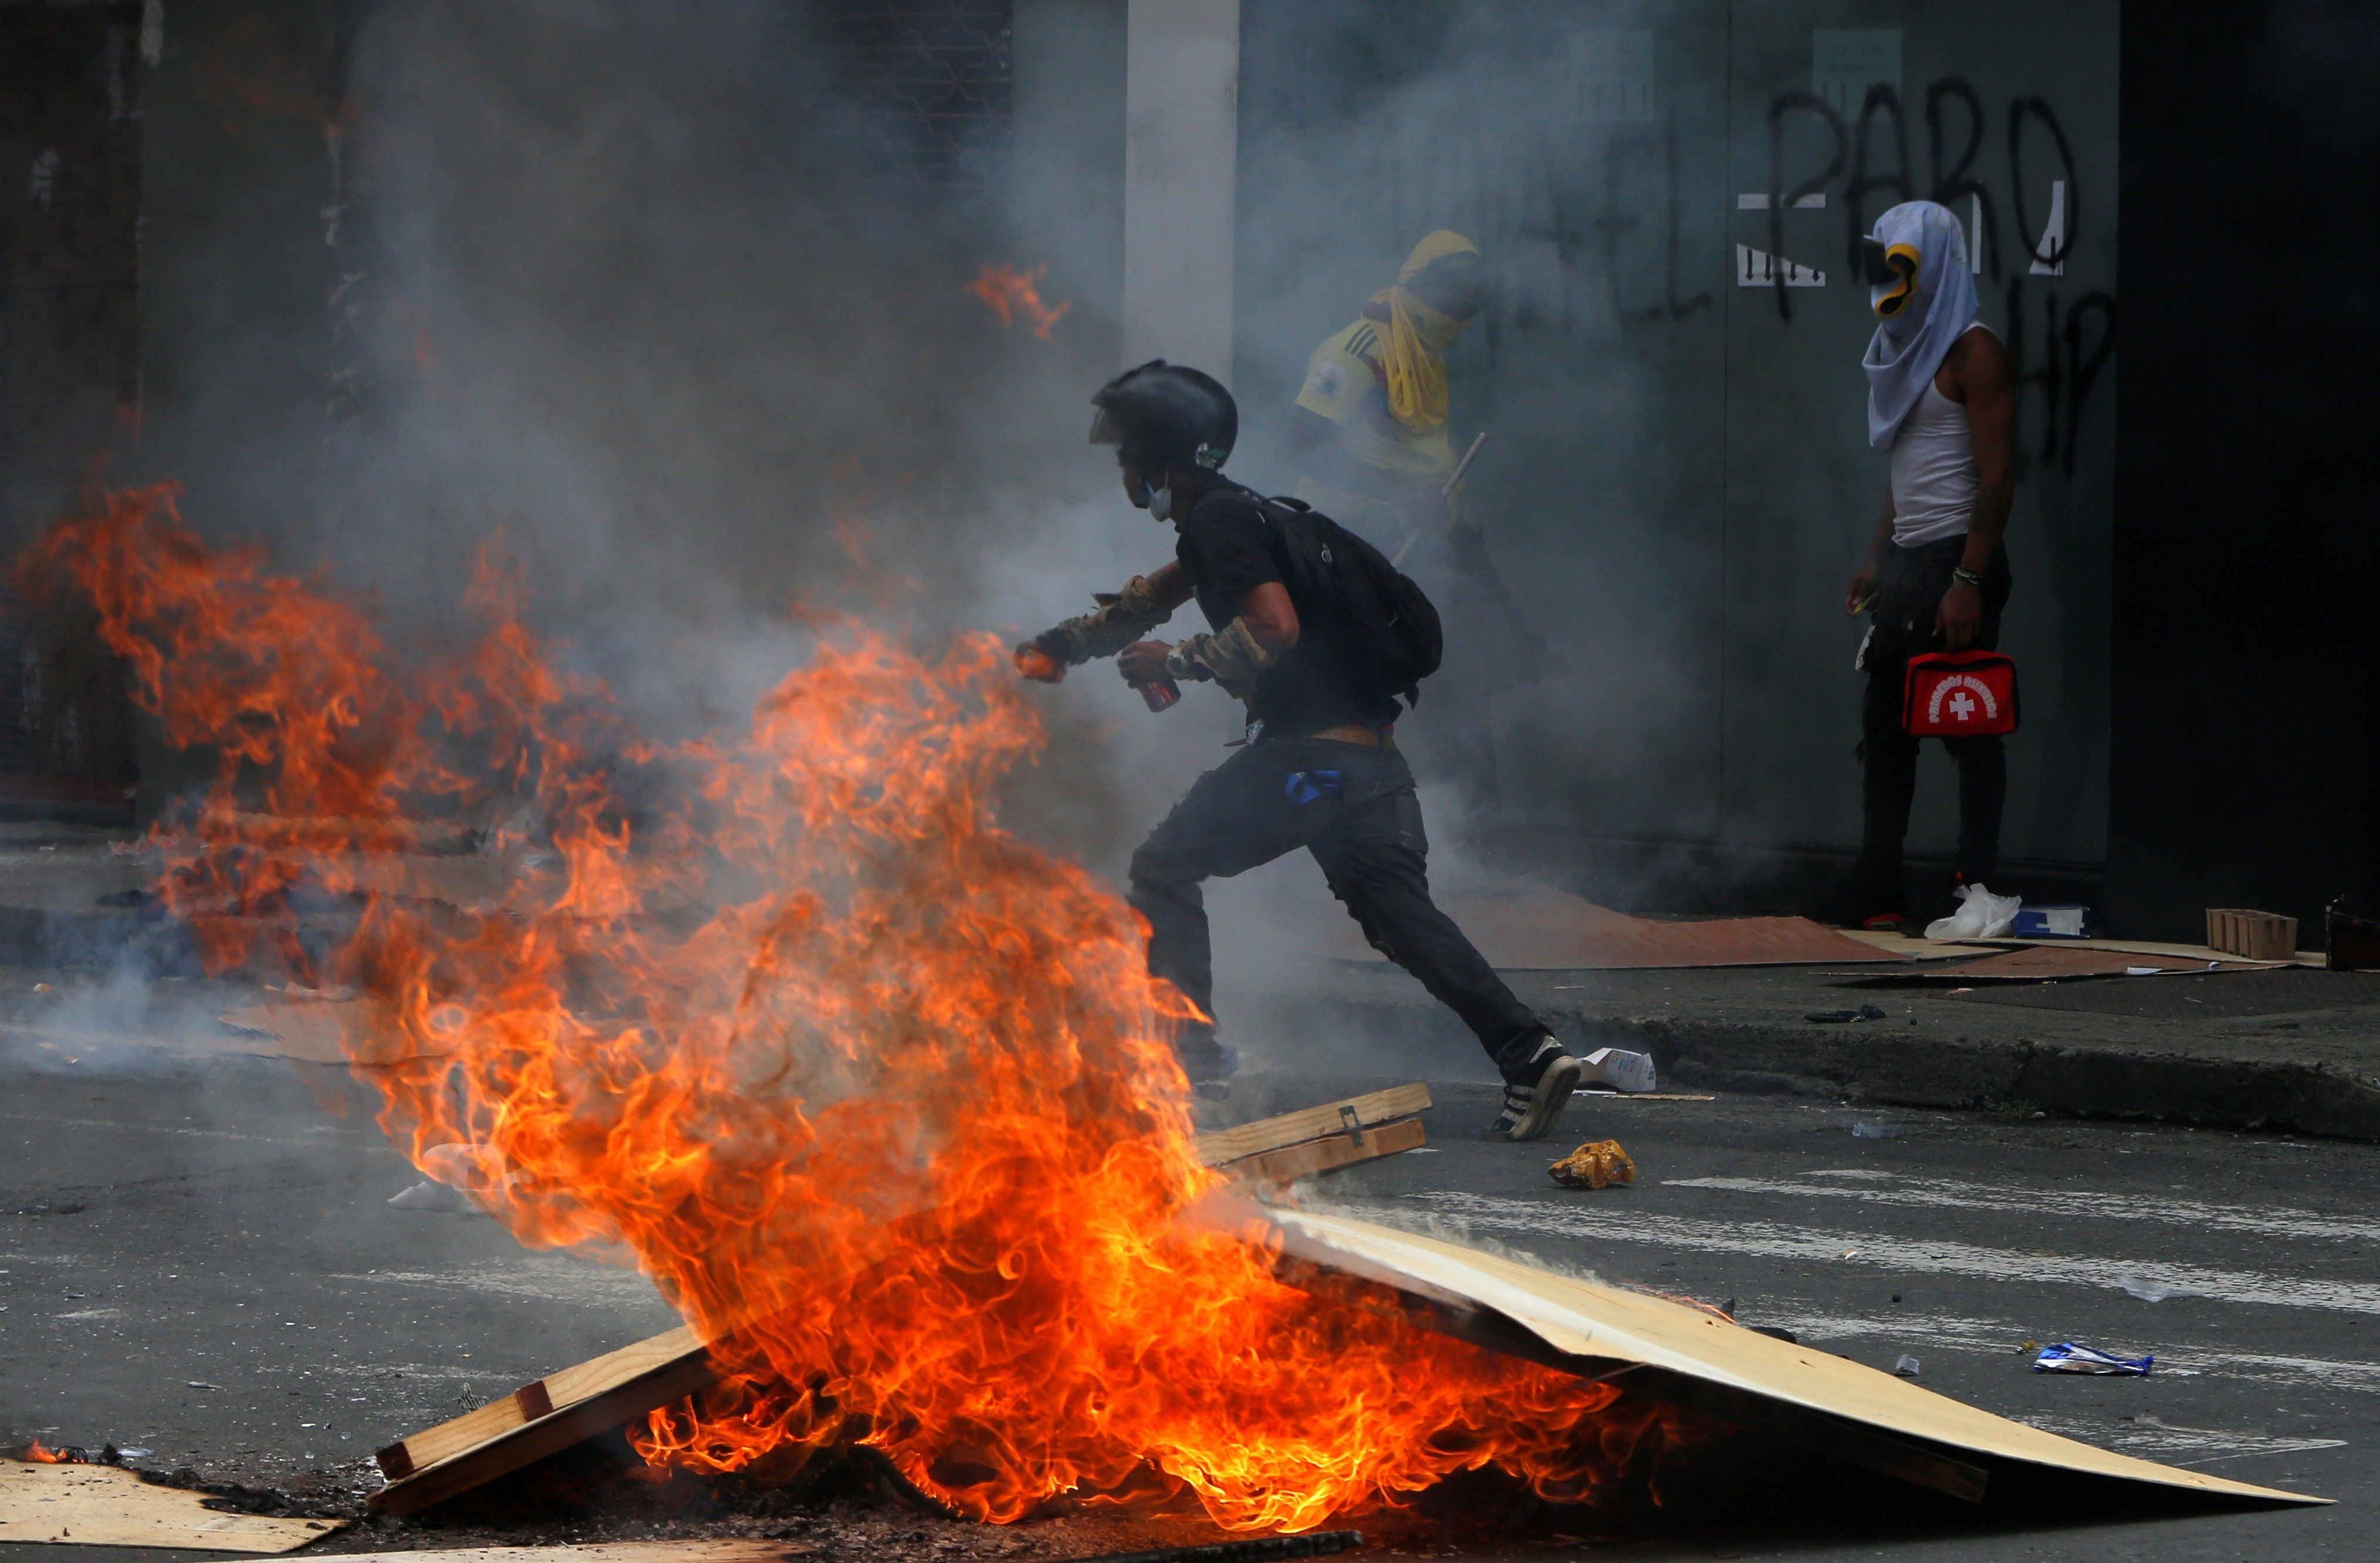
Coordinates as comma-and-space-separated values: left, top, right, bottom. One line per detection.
1294, 319, 1459, 486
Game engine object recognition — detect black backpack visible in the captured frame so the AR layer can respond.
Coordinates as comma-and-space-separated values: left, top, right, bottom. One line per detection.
1256, 496, 1443, 708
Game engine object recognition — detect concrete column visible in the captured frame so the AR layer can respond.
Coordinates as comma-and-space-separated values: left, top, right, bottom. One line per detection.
1121, 0, 1238, 385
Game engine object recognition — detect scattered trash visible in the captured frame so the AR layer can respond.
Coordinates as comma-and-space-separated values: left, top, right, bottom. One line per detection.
1926, 881, 2022, 941
385, 1181, 465, 1212
1805, 1004, 1888, 1024
184, 1382, 222, 1391
1548, 1139, 1636, 1189
2116, 1277, 2199, 1303
2012, 905, 2091, 938
2019, 1339, 2041, 1354
1580, 1046, 1657, 1092
1893, 1355, 1921, 1377
2034, 1341, 2154, 1376
1850, 1120, 1901, 1139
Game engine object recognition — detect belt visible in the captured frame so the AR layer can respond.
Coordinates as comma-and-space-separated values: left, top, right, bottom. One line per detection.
1303, 723, 1395, 749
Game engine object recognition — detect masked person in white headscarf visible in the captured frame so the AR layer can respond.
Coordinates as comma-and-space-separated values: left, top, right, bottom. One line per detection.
1834, 201, 2017, 930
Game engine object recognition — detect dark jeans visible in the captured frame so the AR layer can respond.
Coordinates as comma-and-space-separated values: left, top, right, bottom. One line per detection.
1857, 534, 2014, 893
1127, 736, 1549, 1082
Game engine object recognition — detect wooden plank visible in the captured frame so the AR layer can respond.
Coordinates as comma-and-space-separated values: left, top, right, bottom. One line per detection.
375, 1325, 702, 1480
1215, 1115, 1426, 1184
1192, 1083, 1431, 1166
0, 1460, 345, 1552
371, 1342, 718, 1515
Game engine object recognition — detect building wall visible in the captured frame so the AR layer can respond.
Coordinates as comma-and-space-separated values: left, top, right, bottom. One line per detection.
1230, 0, 2119, 911
2108, 0, 2380, 939
0, 1, 145, 811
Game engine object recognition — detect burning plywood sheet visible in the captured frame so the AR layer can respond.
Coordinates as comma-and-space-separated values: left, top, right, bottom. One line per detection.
1265, 1210, 2322, 1507
0, 1460, 346, 1551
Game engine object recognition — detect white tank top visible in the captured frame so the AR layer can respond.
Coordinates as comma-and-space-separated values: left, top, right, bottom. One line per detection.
1888, 378, 1980, 547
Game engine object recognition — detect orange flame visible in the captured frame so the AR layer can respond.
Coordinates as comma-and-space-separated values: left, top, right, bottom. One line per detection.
23, 487, 1693, 1531
964, 264, 1073, 340
23, 1440, 72, 1463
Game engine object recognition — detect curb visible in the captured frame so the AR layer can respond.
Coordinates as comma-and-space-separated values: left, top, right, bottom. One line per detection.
1590, 1014, 2380, 1142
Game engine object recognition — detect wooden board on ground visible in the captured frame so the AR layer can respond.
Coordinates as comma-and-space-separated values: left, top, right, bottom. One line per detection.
1843, 946, 2259, 986
1266, 1210, 2323, 1508
1313, 887, 1895, 969
0, 1460, 346, 1552
1193, 1083, 1431, 1166
370, 1326, 715, 1516
333, 1544, 813, 1563
1218, 1116, 1426, 1184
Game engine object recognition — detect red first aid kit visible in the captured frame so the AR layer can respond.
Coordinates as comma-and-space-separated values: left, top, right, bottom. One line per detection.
1903, 650, 2020, 737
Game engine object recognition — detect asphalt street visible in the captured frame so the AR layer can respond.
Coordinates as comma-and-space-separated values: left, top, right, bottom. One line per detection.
2, 1010, 2372, 1561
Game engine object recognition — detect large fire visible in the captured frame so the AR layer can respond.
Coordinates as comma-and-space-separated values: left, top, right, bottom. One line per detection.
23, 486, 1688, 1532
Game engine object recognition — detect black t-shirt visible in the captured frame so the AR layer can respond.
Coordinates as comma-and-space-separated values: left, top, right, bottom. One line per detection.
1173, 481, 1403, 733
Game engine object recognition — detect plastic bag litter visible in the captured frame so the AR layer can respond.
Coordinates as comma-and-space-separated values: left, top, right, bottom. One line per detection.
2034, 1341, 2153, 1376
1892, 1355, 1921, 1377
2117, 1277, 2199, 1303
1925, 881, 2022, 941
1549, 1139, 1636, 1189
1850, 1121, 1901, 1139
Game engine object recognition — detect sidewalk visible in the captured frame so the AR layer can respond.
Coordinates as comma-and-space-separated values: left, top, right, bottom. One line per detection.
1296, 950, 2380, 1140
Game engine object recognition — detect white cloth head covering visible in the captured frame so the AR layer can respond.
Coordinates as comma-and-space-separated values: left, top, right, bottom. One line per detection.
1861, 201, 1977, 449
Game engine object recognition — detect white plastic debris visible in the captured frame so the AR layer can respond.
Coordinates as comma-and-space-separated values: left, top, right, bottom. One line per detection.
1925, 881, 2022, 940
386, 1180, 465, 1212
2117, 1277, 2200, 1303
1892, 1355, 1921, 1377
1581, 1046, 1658, 1094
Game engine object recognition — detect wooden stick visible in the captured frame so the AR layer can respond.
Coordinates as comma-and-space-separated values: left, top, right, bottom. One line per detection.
1391, 432, 1489, 567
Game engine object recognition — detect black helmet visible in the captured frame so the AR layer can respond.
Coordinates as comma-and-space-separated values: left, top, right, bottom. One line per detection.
1087, 360, 1236, 473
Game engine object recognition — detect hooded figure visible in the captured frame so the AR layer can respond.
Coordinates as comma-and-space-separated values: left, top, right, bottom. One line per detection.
1293, 231, 1484, 492
1861, 201, 1979, 449
1371, 229, 1480, 433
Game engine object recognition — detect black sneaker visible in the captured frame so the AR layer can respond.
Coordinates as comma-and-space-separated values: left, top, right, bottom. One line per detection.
1489, 1037, 1582, 1142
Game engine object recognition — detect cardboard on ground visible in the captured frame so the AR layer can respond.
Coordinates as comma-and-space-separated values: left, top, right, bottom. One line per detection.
1267, 1210, 2324, 1507
0, 1460, 346, 1552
